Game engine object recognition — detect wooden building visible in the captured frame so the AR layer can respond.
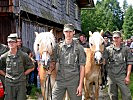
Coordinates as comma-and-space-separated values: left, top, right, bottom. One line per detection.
0, 0, 94, 51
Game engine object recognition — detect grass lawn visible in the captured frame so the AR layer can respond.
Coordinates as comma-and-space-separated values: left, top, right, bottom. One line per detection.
129, 73, 133, 99
27, 85, 41, 99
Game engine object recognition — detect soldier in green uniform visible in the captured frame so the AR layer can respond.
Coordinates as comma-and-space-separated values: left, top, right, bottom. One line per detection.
105, 31, 132, 100
0, 43, 9, 89
0, 33, 34, 100
52, 24, 86, 100
17, 37, 32, 56
17, 37, 36, 95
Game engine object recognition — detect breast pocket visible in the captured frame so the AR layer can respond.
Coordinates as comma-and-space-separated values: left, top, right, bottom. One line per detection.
17, 60, 24, 72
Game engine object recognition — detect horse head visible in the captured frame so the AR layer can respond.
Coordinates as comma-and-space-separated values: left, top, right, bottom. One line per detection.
34, 30, 56, 67
89, 30, 104, 64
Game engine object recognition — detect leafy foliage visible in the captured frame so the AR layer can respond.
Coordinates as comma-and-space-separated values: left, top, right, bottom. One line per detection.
122, 5, 133, 39
28, 85, 41, 99
81, 0, 123, 35
122, 0, 128, 12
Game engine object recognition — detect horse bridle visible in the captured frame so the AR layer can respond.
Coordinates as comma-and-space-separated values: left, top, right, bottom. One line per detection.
37, 43, 51, 68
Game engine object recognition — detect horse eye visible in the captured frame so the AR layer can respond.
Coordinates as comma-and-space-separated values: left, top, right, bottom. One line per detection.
102, 42, 104, 45
37, 44, 39, 46
90, 43, 93, 46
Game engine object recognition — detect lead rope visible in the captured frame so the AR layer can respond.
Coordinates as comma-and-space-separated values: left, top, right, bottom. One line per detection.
44, 67, 54, 100
47, 73, 52, 100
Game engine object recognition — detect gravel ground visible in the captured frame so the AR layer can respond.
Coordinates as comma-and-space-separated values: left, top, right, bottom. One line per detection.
27, 87, 110, 100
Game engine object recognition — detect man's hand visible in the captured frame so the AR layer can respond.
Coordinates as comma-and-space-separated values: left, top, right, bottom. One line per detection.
76, 85, 82, 96
0, 70, 5, 76
124, 76, 130, 85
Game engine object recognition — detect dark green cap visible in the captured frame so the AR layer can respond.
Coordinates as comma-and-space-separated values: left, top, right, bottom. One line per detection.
63, 24, 75, 31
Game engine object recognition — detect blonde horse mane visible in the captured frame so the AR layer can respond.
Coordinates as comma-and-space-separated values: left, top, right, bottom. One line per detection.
34, 31, 56, 55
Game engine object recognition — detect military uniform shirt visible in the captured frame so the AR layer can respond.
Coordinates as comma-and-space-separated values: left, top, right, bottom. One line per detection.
106, 44, 133, 77
0, 44, 9, 56
0, 50, 34, 84
56, 40, 86, 81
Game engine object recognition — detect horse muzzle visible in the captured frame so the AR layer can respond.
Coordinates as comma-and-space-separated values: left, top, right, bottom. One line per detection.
94, 57, 103, 65
94, 51, 103, 65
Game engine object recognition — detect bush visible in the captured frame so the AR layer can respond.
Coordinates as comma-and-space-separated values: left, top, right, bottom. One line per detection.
28, 85, 41, 99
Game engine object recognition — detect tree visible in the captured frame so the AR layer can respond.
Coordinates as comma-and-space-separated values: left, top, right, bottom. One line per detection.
81, 9, 97, 35
123, 5, 133, 39
122, 0, 128, 13
81, 0, 123, 35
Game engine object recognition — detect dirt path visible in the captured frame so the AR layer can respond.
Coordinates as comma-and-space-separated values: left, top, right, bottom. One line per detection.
27, 87, 110, 100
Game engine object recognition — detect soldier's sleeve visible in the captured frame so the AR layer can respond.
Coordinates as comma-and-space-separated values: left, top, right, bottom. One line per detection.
78, 45, 86, 67
0, 55, 6, 70
104, 47, 111, 65
23, 54, 35, 70
0, 57, 2, 70
126, 46, 133, 65
103, 47, 109, 60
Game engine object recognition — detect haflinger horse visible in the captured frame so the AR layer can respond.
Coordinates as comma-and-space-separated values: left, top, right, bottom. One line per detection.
34, 30, 56, 100
84, 30, 105, 100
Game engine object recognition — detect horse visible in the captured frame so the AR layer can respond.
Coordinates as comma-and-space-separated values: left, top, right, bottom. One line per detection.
84, 30, 105, 100
34, 30, 56, 100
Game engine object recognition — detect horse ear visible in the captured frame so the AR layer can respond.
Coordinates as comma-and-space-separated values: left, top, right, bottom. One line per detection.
100, 30, 104, 36
89, 31, 93, 36
35, 32, 39, 37
50, 29, 53, 33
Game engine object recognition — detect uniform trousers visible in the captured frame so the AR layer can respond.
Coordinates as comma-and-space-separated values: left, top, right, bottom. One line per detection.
4, 81, 26, 100
108, 75, 132, 100
52, 76, 82, 100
